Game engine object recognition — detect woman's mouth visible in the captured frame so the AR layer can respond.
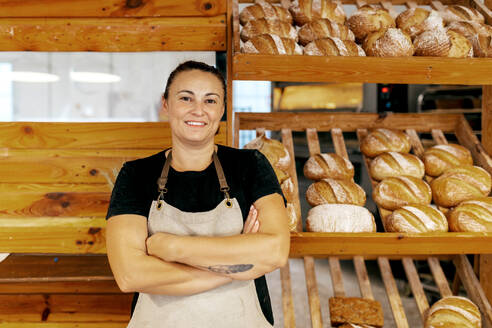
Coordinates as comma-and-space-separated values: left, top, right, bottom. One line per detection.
185, 121, 206, 126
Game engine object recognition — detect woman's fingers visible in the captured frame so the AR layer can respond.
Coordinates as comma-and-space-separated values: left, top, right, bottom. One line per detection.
243, 205, 258, 234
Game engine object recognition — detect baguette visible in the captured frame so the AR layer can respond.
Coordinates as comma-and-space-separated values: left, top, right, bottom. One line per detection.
448, 197, 492, 232
306, 204, 376, 232
239, 0, 293, 25
425, 296, 481, 328
306, 178, 366, 206
423, 143, 473, 177
289, 0, 346, 26
386, 204, 448, 233
369, 152, 425, 181
360, 128, 411, 158
303, 153, 354, 181
373, 176, 432, 210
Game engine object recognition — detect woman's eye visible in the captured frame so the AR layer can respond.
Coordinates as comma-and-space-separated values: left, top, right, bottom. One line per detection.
206, 99, 217, 104
180, 96, 191, 101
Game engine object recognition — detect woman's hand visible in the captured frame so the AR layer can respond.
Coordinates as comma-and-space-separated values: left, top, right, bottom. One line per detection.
242, 205, 260, 234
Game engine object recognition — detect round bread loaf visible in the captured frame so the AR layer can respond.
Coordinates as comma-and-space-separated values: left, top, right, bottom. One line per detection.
386, 204, 448, 233
396, 8, 444, 40
360, 128, 411, 158
347, 5, 396, 42
298, 18, 355, 46
431, 165, 492, 208
424, 296, 481, 328
306, 204, 376, 232
363, 28, 414, 57
281, 177, 295, 203
240, 18, 298, 42
448, 197, 492, 232
239, 1, 293, 25
369, 152, 425, 181
423, 143, 473, 177
447, 21, 492, 57
242, 34, 303, 55
306, 178, 366, 206
243, 134, 291, 171
414, 28, 473, 57
303, 153, 354, 181
441, 5, 485, 25
286, 203, 299, 231
289, 0, 346, 26
373, 176, 432, 210
304, 37, 366, 56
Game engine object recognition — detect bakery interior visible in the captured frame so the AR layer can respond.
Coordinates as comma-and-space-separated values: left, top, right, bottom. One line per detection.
0, 0, 492, 327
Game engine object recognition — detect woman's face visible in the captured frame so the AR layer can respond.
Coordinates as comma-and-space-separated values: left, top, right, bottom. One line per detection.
162, 69, 224, 147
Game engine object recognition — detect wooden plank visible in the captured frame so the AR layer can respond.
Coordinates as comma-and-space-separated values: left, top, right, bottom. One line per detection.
2, 148, 163, 158
0, 323, 126, 328
0, 122, 226, 149
0, 0, 226, 17
233, 54, 492, 85
431, 129, 448, 145
331, 128, 349, 160
0, 294, 132, 322
226, 0, 233, 146
280, 263, 296, 328
377, 257, 409, 328
303, 256, 323, 328
236, 113, 461, 132
456, 115, 492, 175
238, 0, 469, 4
481, 255, 492, 313
454, 255, 492, 328
0, 280, 121, 294
401, 257, 429, 323
281, 128, 302, 232
483, 86, 492, 154
288, 232, 492, 257
427, 257, 453, 297
0, 16, 226, 51
0, 217, 106, 254
406, 129, 425, 158
353, 256, 374, 299
329, 257, 345, 297
232, 0, 240, 55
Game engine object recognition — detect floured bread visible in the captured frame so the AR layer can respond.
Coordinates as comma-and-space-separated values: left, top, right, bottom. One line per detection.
440, 5, 485, 25
242, 34, 303, 55
373, 176, 432, 210
304, 153, 354, 181
241, 18, 298, 42
423, 143, 473, 177
447, 21, 492, 57
363, 28, 414, 57
306, 178, 366, 206
360, 128, 411, 158
243, 134, 291, 171
396, 8, 444, 40
369, 152, 425, 181
347, 5, 395, 42
425, 296, 481, 328
448, 197, 492, 232
289, 0, 347, 26
304, 37, 366, 56
239, 0, 293, 25
414, 28, 473, 57
306, 204, 376, 232
298, 18, 355, 46
386, 204, 448, 233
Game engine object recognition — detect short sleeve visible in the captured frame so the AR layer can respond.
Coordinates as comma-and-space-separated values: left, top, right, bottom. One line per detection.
244, 150, 286, 206
106, 162, 150, 220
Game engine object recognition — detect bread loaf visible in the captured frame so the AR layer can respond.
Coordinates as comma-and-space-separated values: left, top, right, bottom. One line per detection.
306, 178, 366, 206
441, 5, 485, 25
289, 0, 346, 26
306, 204, 376, 232
360, 128, 411, 158
396, 8, 444, 40
414, 28, 473, 57
447, 21, 492, 57
373, 176, 432, 210
386, 204, 448, 233
303, 153, 354, 181
448, 197, 492, 232
347, 5, 395, 42
243, 134, 291, 171
281, 177, 295, 203
286, 202, 299, 231
329, 297, 384, 328
369, 152, 425, 181
425, 296, 481, 328
304, 37, 366, 56
298, 18, 355, 46
363, 28, 414, 57
339, 324, 377, 328
431, 165, 492, 208
239, 1, 293, 25
240, 18, 298, 42
423, 143, 473, 177
242, 34, 303, 55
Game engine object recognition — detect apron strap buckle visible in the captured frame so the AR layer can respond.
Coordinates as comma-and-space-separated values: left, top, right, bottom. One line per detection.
221, 187, 233, 208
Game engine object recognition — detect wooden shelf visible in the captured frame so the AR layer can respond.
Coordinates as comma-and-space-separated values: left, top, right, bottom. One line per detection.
233, 54, 492, 85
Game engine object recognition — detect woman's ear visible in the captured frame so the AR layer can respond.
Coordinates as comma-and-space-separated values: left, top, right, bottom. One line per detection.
161, 97, 169, 115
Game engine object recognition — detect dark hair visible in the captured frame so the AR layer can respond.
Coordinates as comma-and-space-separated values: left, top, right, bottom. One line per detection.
163, 61, 226, 102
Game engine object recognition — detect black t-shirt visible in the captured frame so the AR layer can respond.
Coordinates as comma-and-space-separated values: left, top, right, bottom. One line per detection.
106, 144, 285, 325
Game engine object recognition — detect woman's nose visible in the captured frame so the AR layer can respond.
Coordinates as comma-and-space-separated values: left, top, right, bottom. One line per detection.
191, 101, 205, 115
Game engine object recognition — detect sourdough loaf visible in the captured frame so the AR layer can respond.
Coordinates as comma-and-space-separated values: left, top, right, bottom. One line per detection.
369, 152, 425, 181
289, 0, 346, 26
448, 197, 492, 232
447, 21, 492, 57
303, 153, 354, 181
239, 0, 293, 25
304, 37, 366, 56
244, 134, 291, 171
386, 204, 448, 233
240, 18, 298, 42
306, 204, 376, 232
363, 28, 414, 57
425, 296, 481, 328
414, 28, 473, 57
298, 18, 355, 46
396, 8, 444, 40
306, 178, 366, 206
423, 143, 473, 177
347, 5, 395, 42
373, 176, 432, 210
242, 34, 303, 55
360, 128, 411, 158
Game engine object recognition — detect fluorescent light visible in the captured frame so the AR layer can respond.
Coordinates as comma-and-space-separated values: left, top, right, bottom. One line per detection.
0, 71, 60, 83
70, 71, 121, 83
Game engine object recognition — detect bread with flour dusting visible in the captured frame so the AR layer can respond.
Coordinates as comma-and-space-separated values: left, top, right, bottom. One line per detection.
363, 28, 414, 57
396, 8, 444, 40
386, 204, 448, 232
306, 204, 376, 232
447, 21, 492, 57
347, 5, 395, 42
373, 176, 432, 210
423, 143, 473, 177
304, 37, 366, 56
239, 0, 293, 25
242, 34, 303, 55
241, 18, 298, 42
424, 296, 481, 328
448, 197, 492, 232
298, 18, 355, 46
440, 5, 485, 25
306, 178, 366, 206
304, 153, 354, 180
289, 0, 346, 26
243, 134, 291, 171
360, 128, 411, 158
369, 152, 425, 181
414, 28, 473, 57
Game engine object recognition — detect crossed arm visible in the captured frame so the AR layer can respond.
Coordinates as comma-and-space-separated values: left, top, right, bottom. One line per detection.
106, 193, 289, 295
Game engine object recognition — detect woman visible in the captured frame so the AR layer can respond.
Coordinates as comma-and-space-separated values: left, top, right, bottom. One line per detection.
105, 61, 290, 327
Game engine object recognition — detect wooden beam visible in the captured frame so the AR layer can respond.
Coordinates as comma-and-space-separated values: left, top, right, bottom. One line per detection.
483, 85, 492, 307
233, 54, 492, 85
0, 323, 127, 328
0, 122, 226, 149
0, 16, 226, 52
0, 280, 121, 294
237, 0, 467, 3
236, 113, 461, 132
0, 0, 226, 17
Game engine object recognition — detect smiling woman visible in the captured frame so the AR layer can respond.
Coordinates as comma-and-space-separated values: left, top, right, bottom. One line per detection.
105, 61, 290, 327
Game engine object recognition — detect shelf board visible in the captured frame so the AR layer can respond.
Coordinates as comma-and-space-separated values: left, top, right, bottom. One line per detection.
233, 54, 492, 85
289, 232, 492, 257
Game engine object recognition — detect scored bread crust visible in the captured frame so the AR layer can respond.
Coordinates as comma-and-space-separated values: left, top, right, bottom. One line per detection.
424, 296, 481, 328
441, 5, 485, 25
360, 128, 411, 158
414, 28, 473, 57
289, 0, 347, 26
304, 37, 366, 56
347, 5, 396, 42
373, 176, 432, 210
242, 34, 303, 55
363, 28, 414, 57
243, 133, 292, 171
369, 152, 425, 181
306, 178, 366, 206
303, 153, 354, 180
240, 19, 298, 42
396, 8, 444, 40
239, 1, 293, 25
448, 197, 492, 232
447, 21, 492, 57
423, 143, 473, 177
386, 204, 448, 233
298, 18, 355, 46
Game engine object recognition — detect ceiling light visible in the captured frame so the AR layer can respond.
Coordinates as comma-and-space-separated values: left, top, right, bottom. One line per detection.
0, 71, 60, 83
70, 71, 121, 83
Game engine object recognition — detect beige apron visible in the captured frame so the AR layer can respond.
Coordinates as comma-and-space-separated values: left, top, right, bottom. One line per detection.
126, 150, 272, 328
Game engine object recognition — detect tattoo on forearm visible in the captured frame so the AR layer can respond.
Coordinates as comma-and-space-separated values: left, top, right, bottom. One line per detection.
200, 264, 253, 274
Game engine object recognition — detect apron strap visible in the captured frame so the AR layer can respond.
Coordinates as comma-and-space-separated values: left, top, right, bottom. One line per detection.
157, 149, 232, 206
